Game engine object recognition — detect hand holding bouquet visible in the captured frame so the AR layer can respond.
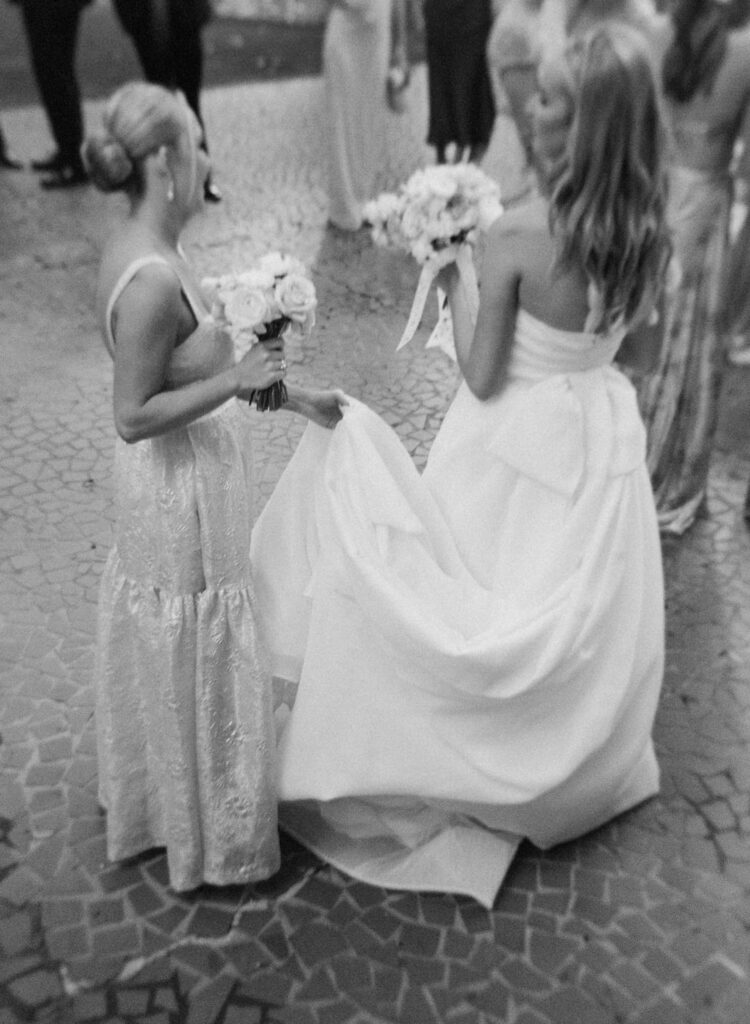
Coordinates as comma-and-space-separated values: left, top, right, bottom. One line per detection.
363, 164, 502, 356
203, 252, 317, 411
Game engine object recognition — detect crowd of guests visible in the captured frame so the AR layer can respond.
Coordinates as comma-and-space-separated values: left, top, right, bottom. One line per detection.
1, 0, 220, 199
324, 0, 750, 533
3, 0, 750, 897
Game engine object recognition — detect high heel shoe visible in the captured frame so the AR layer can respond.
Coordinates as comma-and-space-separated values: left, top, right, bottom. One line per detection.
0, 150, 23, 170
40, 161, 89, 189
31, 151, 65, 173
204, 179, 222, 203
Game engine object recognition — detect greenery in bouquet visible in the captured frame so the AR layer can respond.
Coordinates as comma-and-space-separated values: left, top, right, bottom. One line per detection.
203, 252, 317, 411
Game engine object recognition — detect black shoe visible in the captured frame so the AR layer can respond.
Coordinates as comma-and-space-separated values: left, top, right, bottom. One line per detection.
32, 151, 65, 172
40, 163, 89, 189
204, 180, 222, 203
0, 151, 23, 170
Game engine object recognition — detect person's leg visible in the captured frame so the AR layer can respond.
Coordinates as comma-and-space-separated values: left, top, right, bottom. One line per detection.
170, 27, 204, 128
169, 10, 221, 200
23, 0, 87, 182
112, 0, 172, 85
423, 3, 454, 164
468, 141, 488, 164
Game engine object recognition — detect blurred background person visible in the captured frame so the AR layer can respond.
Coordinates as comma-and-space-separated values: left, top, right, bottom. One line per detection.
723, 197, 750, 365
635, 0, 750, 534
324, 0, 407, 231
10, 0, 91, 187
486, 0, 543, 175
111, 0, 222, 202
564, 0, 657, 36
485, 0, 655, 196
423, 0, 496, 164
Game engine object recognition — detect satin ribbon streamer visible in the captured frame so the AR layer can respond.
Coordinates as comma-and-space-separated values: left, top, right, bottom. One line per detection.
396, 245, 479, 363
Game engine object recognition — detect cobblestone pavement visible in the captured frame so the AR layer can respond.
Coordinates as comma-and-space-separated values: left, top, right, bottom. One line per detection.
1, 67, 750, 1024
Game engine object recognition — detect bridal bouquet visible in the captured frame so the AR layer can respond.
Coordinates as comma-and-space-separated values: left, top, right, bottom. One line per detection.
203, 252, 317, 411
363, 164, 502, 356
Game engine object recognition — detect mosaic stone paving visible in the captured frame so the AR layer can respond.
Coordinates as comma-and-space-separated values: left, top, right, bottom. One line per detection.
1, 70, 750, 1024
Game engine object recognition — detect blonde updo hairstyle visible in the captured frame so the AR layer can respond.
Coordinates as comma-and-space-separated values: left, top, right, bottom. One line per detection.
82, 82, 185, 195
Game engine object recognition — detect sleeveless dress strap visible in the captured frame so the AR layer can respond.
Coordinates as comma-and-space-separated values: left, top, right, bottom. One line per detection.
104, 255, 171, 357
103, 253, 211, 357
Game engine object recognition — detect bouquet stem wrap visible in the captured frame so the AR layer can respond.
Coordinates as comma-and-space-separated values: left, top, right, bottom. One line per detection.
252, 316, 290, 412
396, 245, 479, 363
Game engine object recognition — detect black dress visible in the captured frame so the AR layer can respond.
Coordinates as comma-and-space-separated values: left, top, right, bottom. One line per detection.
423, 0, 496, 152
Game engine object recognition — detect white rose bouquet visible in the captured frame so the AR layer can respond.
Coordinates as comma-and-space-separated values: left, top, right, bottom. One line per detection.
203, 251, 317, 411
363, 163, 503, 357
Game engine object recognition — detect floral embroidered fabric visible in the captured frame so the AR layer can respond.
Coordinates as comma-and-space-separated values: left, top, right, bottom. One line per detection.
95, 257, 279, 890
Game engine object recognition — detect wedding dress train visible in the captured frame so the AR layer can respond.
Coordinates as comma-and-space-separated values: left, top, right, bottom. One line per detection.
251, 309, 664, 907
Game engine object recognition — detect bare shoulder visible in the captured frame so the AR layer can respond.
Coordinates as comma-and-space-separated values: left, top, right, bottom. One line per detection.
493, 195, 548, 235
105, 258, 182, 348
485, 196, 550, 265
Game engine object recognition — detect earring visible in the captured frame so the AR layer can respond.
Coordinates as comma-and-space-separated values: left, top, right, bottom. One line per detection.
167, 178, 175, 202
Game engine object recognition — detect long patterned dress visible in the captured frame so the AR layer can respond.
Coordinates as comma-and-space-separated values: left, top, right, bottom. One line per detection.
95, 255, 280, 891
631, 16, 750, 533
637, 163, 732, 534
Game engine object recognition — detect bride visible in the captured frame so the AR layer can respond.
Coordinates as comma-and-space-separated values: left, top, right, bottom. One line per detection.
252, 24, 671, 907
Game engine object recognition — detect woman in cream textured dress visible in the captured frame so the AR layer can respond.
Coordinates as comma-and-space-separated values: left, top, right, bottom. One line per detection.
86, 83, 342, 891
252, 25, 669, 906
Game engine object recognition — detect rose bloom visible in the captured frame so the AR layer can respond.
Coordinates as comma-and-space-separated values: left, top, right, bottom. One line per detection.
256, 252, 294, 278
376, 192, 403, 221
477, 195, 504, 231
257, 251, 307, 279
275, 274, 317, 324
410, 237, 434, 264
236, 268, 275, 292
422, 167, 458, 200
400, 203, 429, 241
224, 286, 270, 330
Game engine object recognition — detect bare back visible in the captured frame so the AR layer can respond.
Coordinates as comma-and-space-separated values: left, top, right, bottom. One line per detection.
495, 195, 592, 333
95, 226, 205, 354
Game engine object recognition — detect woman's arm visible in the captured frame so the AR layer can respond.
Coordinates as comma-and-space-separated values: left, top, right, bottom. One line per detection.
615, 309, 664, 377
733, 79, 750, 190
112, 265, 283, 443
391, 0, 408, 63
284, 384, 348, 428
438, 219, 522, 400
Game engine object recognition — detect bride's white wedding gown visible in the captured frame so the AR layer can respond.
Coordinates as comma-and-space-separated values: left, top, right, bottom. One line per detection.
251, 308, 664, 907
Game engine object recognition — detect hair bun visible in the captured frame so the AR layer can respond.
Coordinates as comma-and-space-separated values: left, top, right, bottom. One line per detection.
81, 133, 134, 192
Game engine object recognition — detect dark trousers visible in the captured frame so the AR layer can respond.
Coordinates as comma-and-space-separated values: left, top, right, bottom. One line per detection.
112, 0, 207, 139
21, 0, 84, 163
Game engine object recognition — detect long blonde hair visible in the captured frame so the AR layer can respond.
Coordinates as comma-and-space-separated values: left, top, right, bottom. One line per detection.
542, 26, 671, 332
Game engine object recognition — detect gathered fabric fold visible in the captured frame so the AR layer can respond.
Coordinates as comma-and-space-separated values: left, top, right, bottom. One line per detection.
251, 307, 663, 905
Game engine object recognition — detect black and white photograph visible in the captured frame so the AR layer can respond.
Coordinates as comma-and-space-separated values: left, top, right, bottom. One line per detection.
1, 1, 750, 1022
